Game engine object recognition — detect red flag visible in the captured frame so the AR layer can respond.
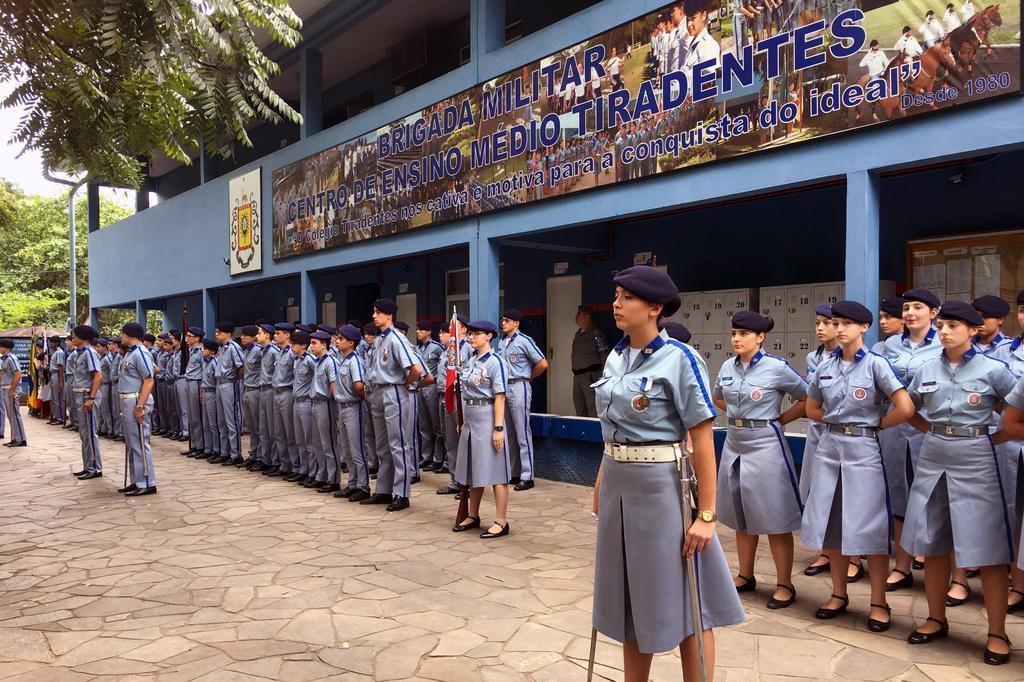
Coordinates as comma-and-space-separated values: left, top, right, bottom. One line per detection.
444, 312, 458, 414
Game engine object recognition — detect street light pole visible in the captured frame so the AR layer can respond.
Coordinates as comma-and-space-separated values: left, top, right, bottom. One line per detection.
44, 172, 87, 329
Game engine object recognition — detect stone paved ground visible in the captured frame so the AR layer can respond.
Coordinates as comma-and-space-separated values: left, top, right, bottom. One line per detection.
2, 411, 1024, 681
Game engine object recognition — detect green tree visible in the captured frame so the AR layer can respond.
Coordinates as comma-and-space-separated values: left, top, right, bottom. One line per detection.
0, 0, 303, 189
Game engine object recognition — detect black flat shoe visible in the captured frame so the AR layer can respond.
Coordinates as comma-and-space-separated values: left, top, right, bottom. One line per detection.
302, 479, 322, 488
386, 496, 410, 512
984, 633, 1012, 665
453, 516, 481, 532
480, 522, 510, 539
804, 555, 831, 576
117, 484, 137, 494
867, 603, 892, 633
71, 470, 87, 477
945, 580, 971, 607
912, 559, 925, 570
514, 479, 535, 491
735, 575, 757, 593
767, 584, 796, 610
907, 617, 949, 644
847, 562, 866, 584
886, 568, 914, 592
966, 568, 981, 579
815, 594, 849, 620
360, 493, 393, 505
1008, 588, 1024, 614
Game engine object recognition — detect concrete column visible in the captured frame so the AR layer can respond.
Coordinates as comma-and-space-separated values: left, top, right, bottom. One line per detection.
136, 184, 150, 212
136, 301, 146, 326
469, 228, 500, 322
300, 48, 323, 139
845, 170, 880, 347
87, 183, 101, 233
470, 0, 506, 68
300, 271, 317, 323
202, 288, 216, 333
89, 307, 100, 330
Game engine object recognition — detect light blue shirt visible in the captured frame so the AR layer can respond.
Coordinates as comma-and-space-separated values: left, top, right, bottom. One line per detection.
312, 353, 339, 399
713, 350, 807, 420
1005, 375, 1024, 412
459, 351, 509, 400
185, 346, 204, 380
594, 330, 716, 443
416, 340, 446, 377
807, 348, 905, 427
907, 348, 1018, 428
118, 345, 154, 393
73, 347, 101, 389
201, 356, 218, 389
292, 351, 315, 398
973, 331, 1009, 354
496, 331, 545, 381
243, 343, 264, 388
882, 327, 943, 385
334, 352, 365, 403
99, 352, 111, 384
368, 327, 420, 385
260, 343, 280, 386
991, 336, 1024, 376
216, 340, 244, 384
272, 344, 295, 389
0, 353, 20, 386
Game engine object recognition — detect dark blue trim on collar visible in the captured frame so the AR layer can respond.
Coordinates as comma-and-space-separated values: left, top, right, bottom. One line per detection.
1012, 336, 1022, 351
901, 326, 937, 345
832, 346, 867, 361
614, 334, 665, 364
942, 346, 978, 363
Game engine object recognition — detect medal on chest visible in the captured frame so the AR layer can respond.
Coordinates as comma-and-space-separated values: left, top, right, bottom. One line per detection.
967, 392, 981, 406
474, 367, 486, 385
852, 387, 867, 400
631, 376, 652, 412
382, 346, 389, 362
749, 389, 763, 401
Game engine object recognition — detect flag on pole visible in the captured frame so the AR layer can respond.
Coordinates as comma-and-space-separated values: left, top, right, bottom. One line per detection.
444, 310, 459, 414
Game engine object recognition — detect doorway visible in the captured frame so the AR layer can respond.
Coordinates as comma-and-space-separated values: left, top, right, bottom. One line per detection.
546, 274, 581, 415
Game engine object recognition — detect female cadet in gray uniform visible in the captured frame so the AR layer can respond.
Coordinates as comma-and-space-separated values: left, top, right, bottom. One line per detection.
801, 300, 914, 633
199, 340, 220, 459
900, 301, 1019, 665
332, 325, 370, 502
496, 309, 549, 491
117, 323, 157, 495
880, 289, 942, 591
95, 339, 112, 436
713, 311, 807, 610
0, 340, 25, 446
591, 266, 745, 680
451, 320, 512, 539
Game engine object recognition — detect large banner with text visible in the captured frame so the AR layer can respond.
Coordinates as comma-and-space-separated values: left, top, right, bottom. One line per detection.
271, 0, 1020, 260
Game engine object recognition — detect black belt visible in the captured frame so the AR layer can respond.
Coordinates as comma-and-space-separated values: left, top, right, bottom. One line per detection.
464, 398, 494, 406
244, 386, 261, 392
827, 423, 878, 438
572, 364, 601, 376
202, 387, 216, 393
508, 378, 528, 383
274, 386, 291, 393
187, 378, 202, 383
929, 423, 986, 438
260, 385, 273, 391
728, 418, 773, 428
312, 397, 329, 403
294, 396, 310, 402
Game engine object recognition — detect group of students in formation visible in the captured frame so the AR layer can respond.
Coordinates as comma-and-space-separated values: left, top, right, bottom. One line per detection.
49, 299, 548, 539
586, 266, 1024, 681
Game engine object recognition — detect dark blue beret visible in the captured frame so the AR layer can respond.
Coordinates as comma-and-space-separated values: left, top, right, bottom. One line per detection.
96, 337, 110, 346
291, 330, 311, 345
814, 304, 833, 318
731, 310, 774, 333
48, 335, 61, 343
216, 321, 235, 334
186, 326, 205, 337
661, 321, 691, 344
310, 331, 332, 342
456, 314, 470, 327
374, 298, 398, 315
612, 266, 681, 316
416, 320, 434, 332
239, 325, 259, 337
902, 288, 941, 309
202, 339, 219, 352
274, 322, 294, 332
879, 297, 904, 317
939, 300, 984, 326
0, 339, 14, 349
502, 309, 523, 322
338, 325, 362, 342
255, 318, 271, 326
831, 300, 873, 324
467, 319, 497, 335
295, 324, 314, 334
362, 324, 380, 336
395, 321, 410, 332
972, 295, 1010, 318
121, 323, 145, 339
316, 324, 335, 334
89, 337, 101, 346
73, 325, 98, 341
258, 323, 276, 334
143, 333, 157, 343
1018, 290, 1024, 305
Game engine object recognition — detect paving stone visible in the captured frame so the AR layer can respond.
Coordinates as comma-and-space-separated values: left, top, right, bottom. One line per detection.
505, 623, 574, 653
835, 648, 911, 681
277, 609, 336, 647
430, 629, 486, 657
373, 634, 437, 680
318, 645, 378, 675
417, 656, 483, 681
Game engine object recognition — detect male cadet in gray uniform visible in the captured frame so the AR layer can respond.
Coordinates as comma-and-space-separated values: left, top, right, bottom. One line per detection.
571, 305, 609, 417
361, 298, 423, 512
141, 334, 158, 432
117, 323, 157, 496
333, 324, 370, 501
64, 338, 80, 430
396, 320, 429, 483
497, 309, 549, 490
291, 330, 317, 485
153, 334, 169, 435
309, 331, 341, 492
213, 322, 245, 465
70, 326, 103, 478
106, 338, 123, 441
360, 324, 381, 475
48, 336, 66, 425
239, 325, 263, 465
253, 323, 279, 474
0, 340, 26, 447
95, 338, 112, 437
415, 321, 446, 471
196, 339, 220, 460
272, 323, 298, 479
181, 327, 205, 456
436, 316, 472, 495
166, 331, 185, 440
170, 330, 190, 443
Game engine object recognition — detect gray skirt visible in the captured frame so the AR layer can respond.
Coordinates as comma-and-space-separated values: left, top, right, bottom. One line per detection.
902, 433, 1014, 568
718, 423, 803, 535
878, 421, 924, 519
454, 402, 510, 488
800, 431, 892, 556
593, 455, 746, 654
798, 421, 825, 502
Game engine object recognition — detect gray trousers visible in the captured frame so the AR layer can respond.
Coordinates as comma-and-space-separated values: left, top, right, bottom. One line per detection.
242, 387, 261, 458
216, 381, 243, 460
362, 397, 378, 469
2, 389, 25, 442
96, 384, 111, 433
110, 390, 123, 437
337, 401, 368, 491
52, 380, 66, 422
122, 395, 156, 488
201, 388, 219, 454
292, 398, 314, 476
506, 379, 535, 481
174, 378, 190, 437
75, 392, 102, 473
572, 371, 600, 417
273, 390, 294, 471
371, 385, 415, 499
417, 385, 442, 463
186, 381, 202, 450
312, 400, 339, 483
258, 387, 275, 465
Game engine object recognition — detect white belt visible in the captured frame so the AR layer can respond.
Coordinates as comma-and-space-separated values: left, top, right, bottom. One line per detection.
603, 442, 680, 463
120, 392, 140, 398
72, 387, 89, 393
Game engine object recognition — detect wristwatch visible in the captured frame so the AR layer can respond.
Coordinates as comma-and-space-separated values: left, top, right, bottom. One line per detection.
698, 509, 717, 523
493, 425, 504, 432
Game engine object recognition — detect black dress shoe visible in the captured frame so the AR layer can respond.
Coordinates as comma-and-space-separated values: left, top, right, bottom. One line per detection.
886, 568, 914, 592
77, 471, 102, 480
368, 466, 379, 476
439, 464, 450, 474
360, 493, 393, 505
422, 462, 440, 472
480, 522, 510, 539
410, 475, 421, 484
510, 476, 521, 485
302, 479, 323, 488
867, 603, 892, 633
317, 483, 341, 494
194, 452, 212, 460
735, 575, 757, 593
912, 559, 925, 570
453, 516, 481, 532
117, 484, 137, 493
283, 473, 301, 482
767, 584, 796, 610
72, 470, 87, 477
945, 580, 971, 607
907, 617, 949, 644
334, 487, 356, 498
8, 441, 26, 447
514, 479, 535, 491
208, 456, 227, 464
265, 468, 285, 477
847, 562, 866, 583
804, 555, 831, 576
125, 486, 157, 496
231, 458, 246, 467
965, 568, 981, 579
436, 486, 459, 495
814, 594, 849, 620
419, 458, 433, 468
387, 496, 410, 512
1008, 588, 1024, 614
250, 462, 268, 472
347, 489, 370, 502
984, 633, 1012, 665
180, 449, 195, 456
294, 476, 311, 485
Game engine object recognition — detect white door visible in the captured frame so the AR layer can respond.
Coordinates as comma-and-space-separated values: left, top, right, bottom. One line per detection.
321, 301, 337, 328
546, 275, 582, 416
396, 293, 417, 343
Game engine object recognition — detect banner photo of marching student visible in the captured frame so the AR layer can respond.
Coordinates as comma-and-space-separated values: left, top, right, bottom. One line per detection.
271, 0, 1021, 260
